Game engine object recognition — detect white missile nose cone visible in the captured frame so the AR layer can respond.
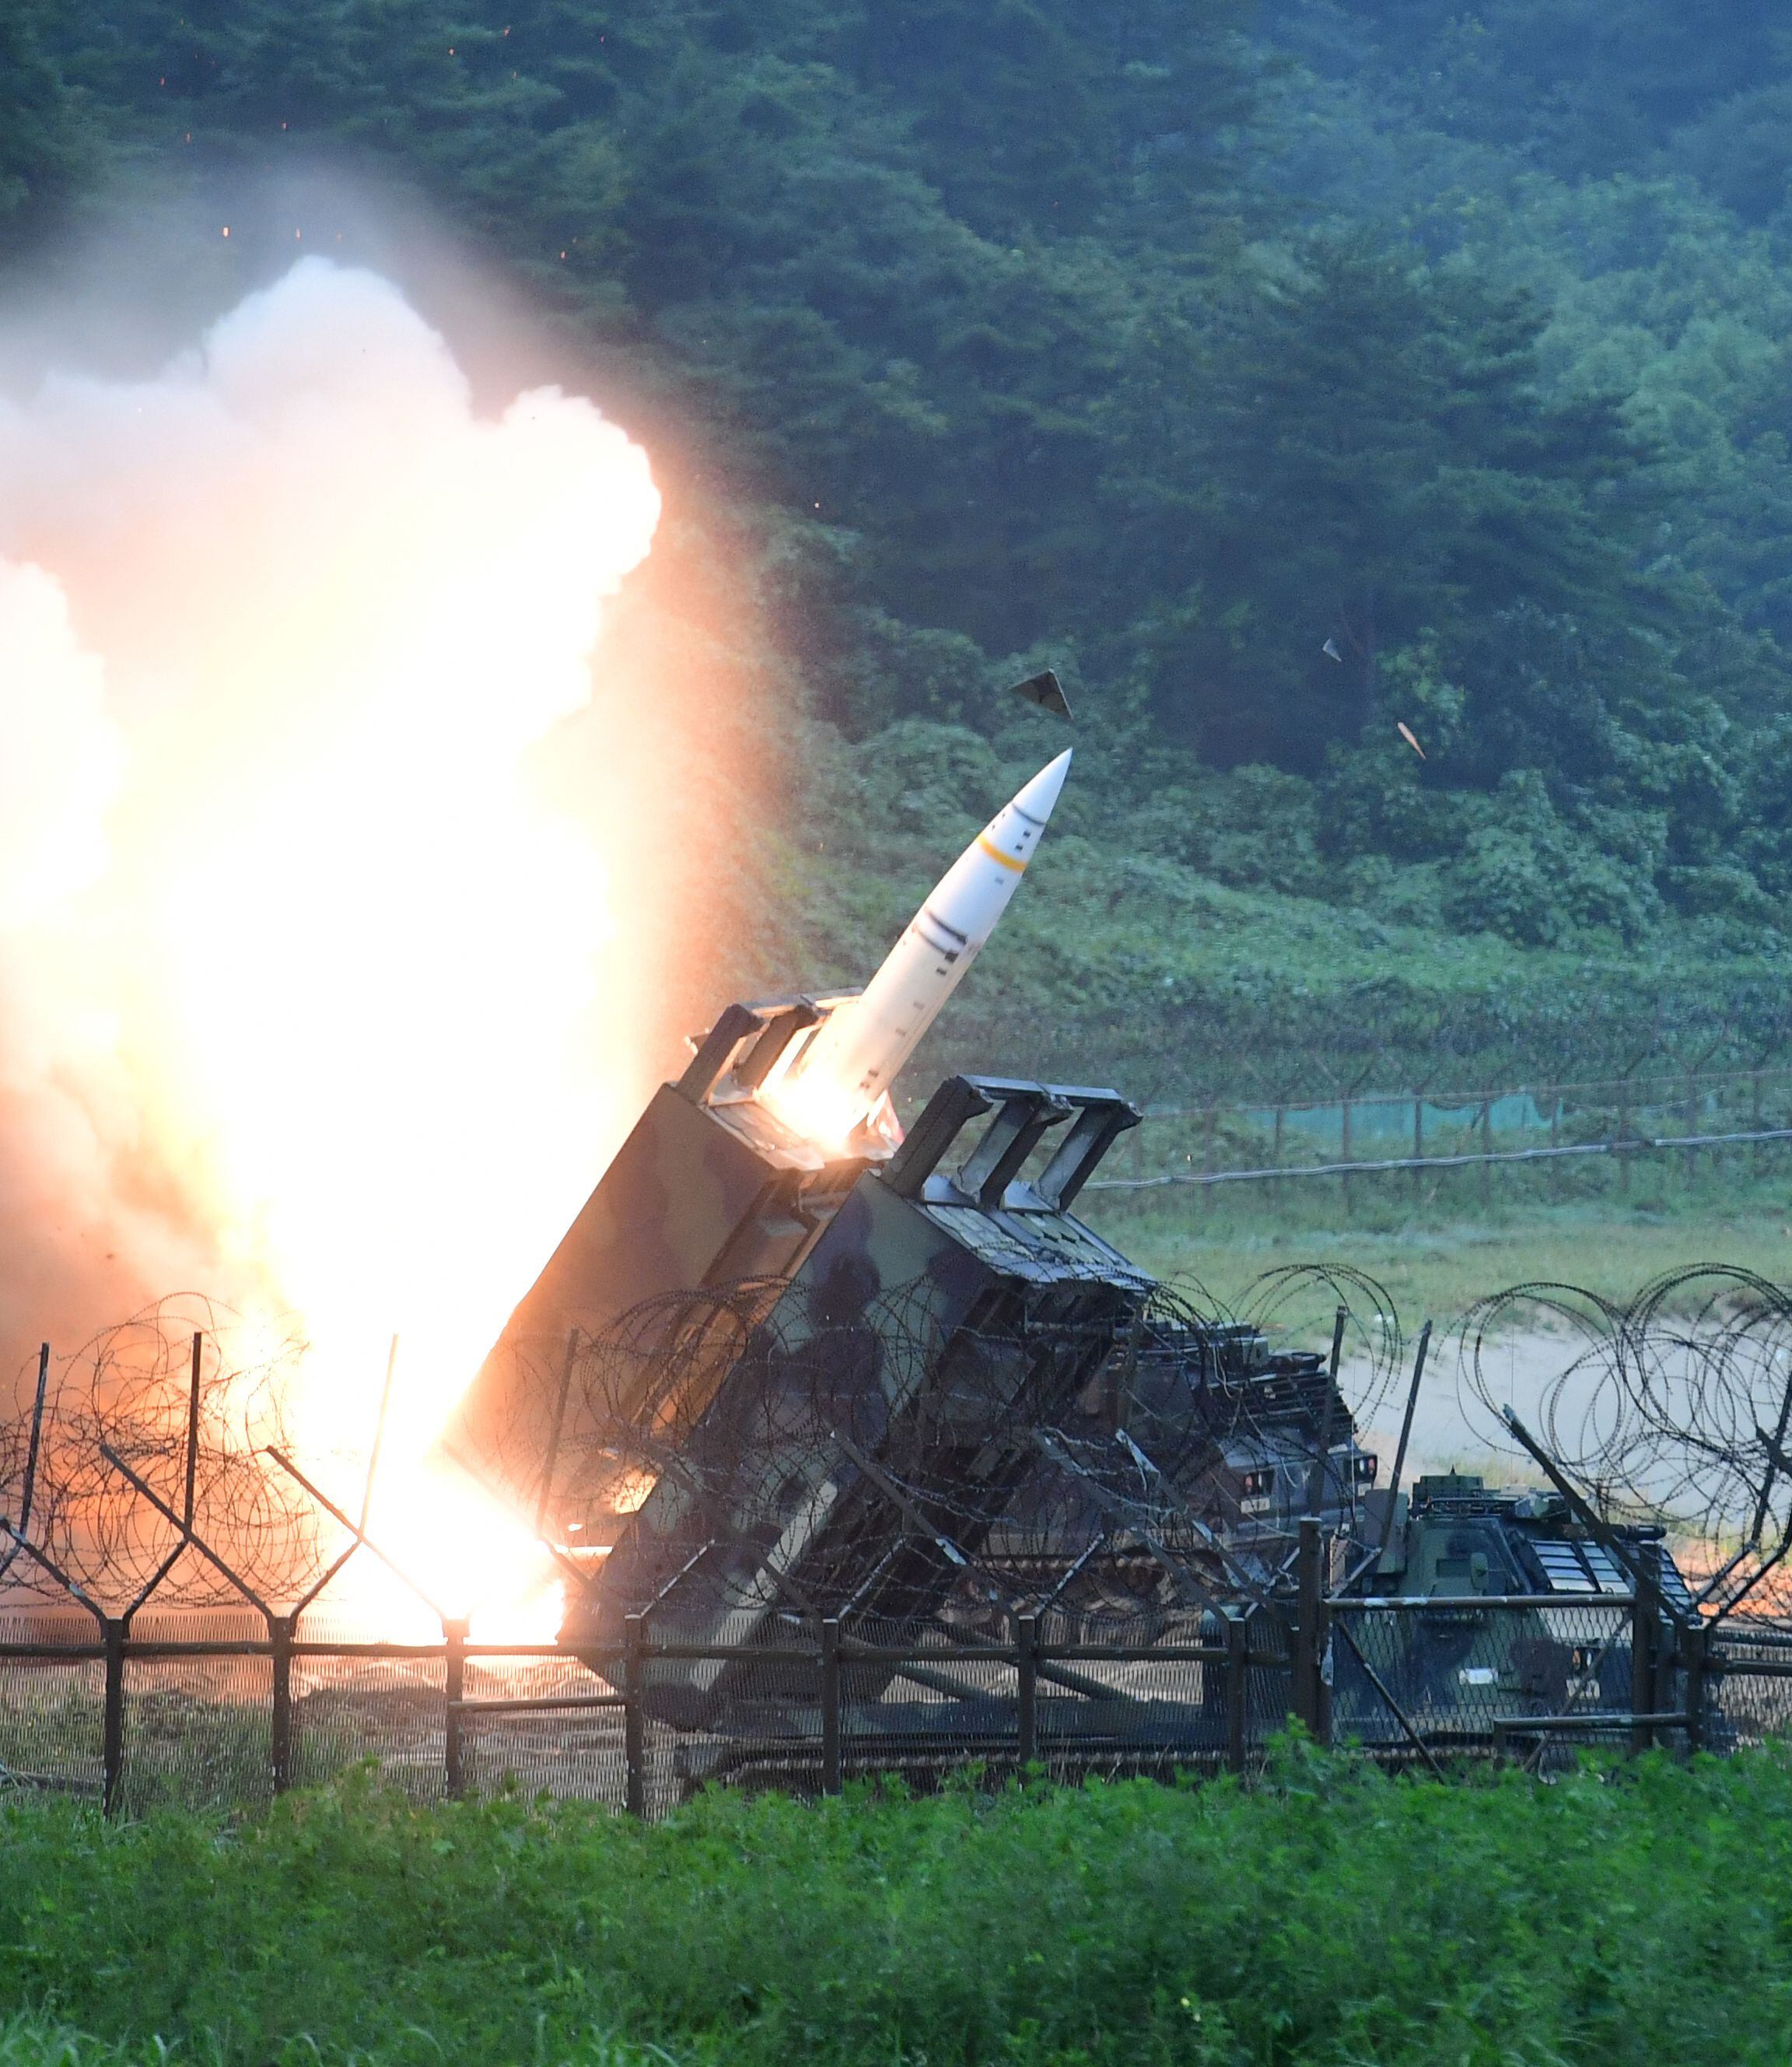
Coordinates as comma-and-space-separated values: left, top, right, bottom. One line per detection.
1012, 747, 1072, 826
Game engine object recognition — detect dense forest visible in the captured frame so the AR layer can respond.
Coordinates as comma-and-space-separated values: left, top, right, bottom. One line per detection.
8, 0, 1792, 1089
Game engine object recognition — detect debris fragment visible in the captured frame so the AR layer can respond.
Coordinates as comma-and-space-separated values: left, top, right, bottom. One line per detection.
1008, 667, 1072, 718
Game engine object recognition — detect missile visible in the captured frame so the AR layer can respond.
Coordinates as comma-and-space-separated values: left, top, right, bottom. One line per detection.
768, 748, 1072, 1149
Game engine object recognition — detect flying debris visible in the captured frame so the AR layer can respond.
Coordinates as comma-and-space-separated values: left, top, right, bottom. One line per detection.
1321, 637, 1344, 663
772, 748, 1073, 1147
1008, 668, 1073, 718
1397, 720, 1426, 758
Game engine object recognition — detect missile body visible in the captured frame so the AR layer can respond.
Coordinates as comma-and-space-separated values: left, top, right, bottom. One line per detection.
772, 748, 1071, 1147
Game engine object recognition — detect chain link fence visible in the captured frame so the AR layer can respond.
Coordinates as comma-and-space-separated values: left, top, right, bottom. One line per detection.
9, 1277, 1792, 1815
1085, 1062, 1792, 1203
5, 1579, 1791, 1815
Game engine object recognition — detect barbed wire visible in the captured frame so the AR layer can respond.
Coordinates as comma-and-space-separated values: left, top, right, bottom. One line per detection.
544, 1268, 1391, 1638
0, 1295, 338, 1612
1454, 1266, 1792, 1604
9, 1263, 1792, 1633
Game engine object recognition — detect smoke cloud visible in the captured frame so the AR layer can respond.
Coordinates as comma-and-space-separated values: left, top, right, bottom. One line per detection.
0, 257, 663, 1412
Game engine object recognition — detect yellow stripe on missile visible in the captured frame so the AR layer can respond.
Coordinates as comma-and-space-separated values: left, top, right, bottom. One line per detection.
977, 835, 1026, 873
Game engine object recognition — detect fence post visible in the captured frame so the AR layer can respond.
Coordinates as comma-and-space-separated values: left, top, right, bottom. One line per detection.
624, 1613, 646, 1817
269, 1615, 294, 1795
1225, 1610, 1247, 1773
1016, 1612, 1038, 1768
1547, 1085, 1560, 1200
1630, 1569, 1659, 1756
1318, 1616, 1333, 1747
1340, 1097, 1353, 1218
1479, 1095, 1493, 1207
1293, 1518, 1326, 1739
443, 1615, 468, 1799
1685, 1070, 1699, 1189
1618, 1079, 1632, 1196
1653, 1586, 1679, 1732
1753, 1067, 1765, 1179
821, 1616, 842, 1795
1683, 1616, 1706, 1757
1410, 1094, 1423, 1198
102, 1620, 125, 1817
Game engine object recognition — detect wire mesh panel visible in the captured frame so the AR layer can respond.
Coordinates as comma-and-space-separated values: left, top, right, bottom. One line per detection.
0, 1651, 104, 1799
1710, 1622, 1792, 1748
1333, 1600, 1636, 1760
649, 1614, 1024, 1802
1243, 1613, 1293, 1763
849, 1617, 1020, 1789
1034, 1609, 1223, 1783
289, 1653, 446, 1798
657, 1614, 826, 1807
460, 1652, 627, 1806
120, 1652, 274, 1813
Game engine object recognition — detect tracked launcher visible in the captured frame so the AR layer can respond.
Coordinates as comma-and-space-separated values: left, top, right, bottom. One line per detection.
568, 1073, 1151, 1719
436, 745, 1384, 1767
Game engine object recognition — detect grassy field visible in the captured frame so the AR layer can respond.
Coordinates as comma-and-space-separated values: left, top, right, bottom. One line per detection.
1087, 1186, 1792, 1331
3, 1749, 1792, 2065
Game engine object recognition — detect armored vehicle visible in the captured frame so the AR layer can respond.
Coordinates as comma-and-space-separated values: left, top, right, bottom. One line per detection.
1336, 1471, 1696, 1738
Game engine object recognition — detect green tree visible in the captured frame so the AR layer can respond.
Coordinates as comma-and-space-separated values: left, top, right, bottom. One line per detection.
1127, 237, 1656, 771
0, 3, 93, 249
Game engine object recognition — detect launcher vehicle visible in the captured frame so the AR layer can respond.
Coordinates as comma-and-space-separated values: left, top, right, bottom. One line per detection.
434, 744, 1378, 1745
439, 1000, 1375, 1739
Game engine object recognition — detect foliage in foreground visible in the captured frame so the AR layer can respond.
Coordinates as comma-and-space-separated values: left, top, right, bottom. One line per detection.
3, 1743, 1792, 2066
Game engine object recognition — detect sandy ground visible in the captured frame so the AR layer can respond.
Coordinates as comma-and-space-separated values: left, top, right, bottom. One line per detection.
1348, 1326, 1617, 1485
1344, 1316, 1755, 1537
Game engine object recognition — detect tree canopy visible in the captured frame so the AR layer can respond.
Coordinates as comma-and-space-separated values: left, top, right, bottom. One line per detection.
18, 0, 1792, 959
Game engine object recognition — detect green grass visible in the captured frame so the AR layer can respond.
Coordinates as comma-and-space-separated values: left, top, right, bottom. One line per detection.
1087, 1181, 1792, 1331
4, 1749, 1792, 2065
0, 2014, 675, 2067
0, 1687, 385, 1818
0, 2018, 134, 2067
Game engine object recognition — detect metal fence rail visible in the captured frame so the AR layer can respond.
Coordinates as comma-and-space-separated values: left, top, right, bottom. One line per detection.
8, 1309, 1792, 1817
4, 1585, 1789, 1817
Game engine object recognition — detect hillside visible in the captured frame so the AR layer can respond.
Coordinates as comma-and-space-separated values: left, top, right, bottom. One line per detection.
9, 0, 1792, 1091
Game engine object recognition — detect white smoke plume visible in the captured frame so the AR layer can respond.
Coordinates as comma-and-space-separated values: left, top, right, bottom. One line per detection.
0, 257, 663, 1430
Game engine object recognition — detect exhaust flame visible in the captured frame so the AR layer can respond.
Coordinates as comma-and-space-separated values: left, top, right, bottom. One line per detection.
761, 1060, 898, 1161
0, 258, 663, 1632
